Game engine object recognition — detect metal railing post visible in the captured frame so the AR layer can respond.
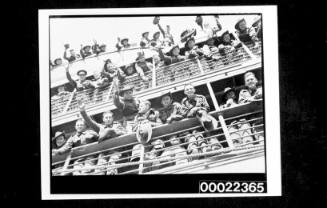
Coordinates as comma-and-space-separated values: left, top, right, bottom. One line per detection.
196, 57, 205, 75
62, 88, 77, 114
152, 58, 157, 88
60, 152, 72, 176
206, 82, 234, 149
138, 144, 145, 174
233, 32, 256, 59
106, 81, 115, 102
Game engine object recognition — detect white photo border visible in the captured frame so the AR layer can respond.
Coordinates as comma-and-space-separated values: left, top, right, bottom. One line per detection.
39, 5, 280, 199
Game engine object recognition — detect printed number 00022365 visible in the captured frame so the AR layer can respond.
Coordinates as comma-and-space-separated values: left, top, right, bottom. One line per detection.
199, 181, 266, 193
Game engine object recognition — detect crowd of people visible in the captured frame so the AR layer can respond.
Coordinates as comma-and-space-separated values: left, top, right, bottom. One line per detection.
51, 15, 262, 103
52, 71, 263, 175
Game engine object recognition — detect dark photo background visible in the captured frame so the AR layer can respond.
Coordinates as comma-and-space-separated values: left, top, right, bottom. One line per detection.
3, 0, 326, 207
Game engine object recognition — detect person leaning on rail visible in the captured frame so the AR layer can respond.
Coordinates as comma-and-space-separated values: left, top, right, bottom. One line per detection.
218, 30, 242, 57
113, 85, 140, 133
202, 36, 220, 61
64, 63, 96, 91
220, 87, 238, 109
133, 100, 162, 144
134, 52, 153, 83
180, 83, 218, 131
52, 119, 99, 175
238, 72, 262, 104
234, 18, 259, 46
158, 44, 186, 66
238, 71, 264, 142
78, 99, 127, 143
184, 36, 204, 59
79, 44, 93, 59
101, 58, 126, 83
157, 91, 184, 124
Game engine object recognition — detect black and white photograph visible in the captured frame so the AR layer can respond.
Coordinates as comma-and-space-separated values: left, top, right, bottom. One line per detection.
39, 6, 280, 199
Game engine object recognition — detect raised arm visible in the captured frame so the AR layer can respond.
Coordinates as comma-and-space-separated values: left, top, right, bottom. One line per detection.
78, 100, 101, 133
157, 23, 166, 37
65, 64, 77, 89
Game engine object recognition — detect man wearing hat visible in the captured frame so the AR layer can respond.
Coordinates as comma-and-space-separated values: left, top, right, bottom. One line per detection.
218, 30, 242, 56
157, 91, 184, 124
150, 31, 163, 48
65, 63, 95, 91
158, 44, 186, 65
202, 36, 219, 60
234, 18, 258, 45
80, 44, 92, 59
113, 84, 140, 133
102, 59, 126, 83
181, 84, 218, 131
52, 119, 99, 156
238, 71, 262, 104
116, 37, 131, 51
140, 32, 150, 48
184, 37, 204, 59
78, 100, 127, 142
134, 52, 153, 82
133, 100, 162, 144
63, 44, 79, 63
180, 29, 197, 43
221, 87, 238, 109
53, 58, 62, 66
51, 131, 67, 153
251, 16, 262, 41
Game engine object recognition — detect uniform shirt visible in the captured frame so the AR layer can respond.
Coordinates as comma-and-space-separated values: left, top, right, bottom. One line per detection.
66, 71, 95, 91
158, 102, 184, 124
55, 130, 99, 155
185, 46, 204, 59
181, 94, 210, 117
133, 108, 162, 131
238, 86, 262, 104
80, 110, 127, 138
113, 95, 139, 121
158, 48, 186, 65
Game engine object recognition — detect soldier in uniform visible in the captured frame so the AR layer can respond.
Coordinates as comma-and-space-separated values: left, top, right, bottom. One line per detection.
238, 72, 262, 104
158, 44, 186, 66
52, 119, 99, 175
65, 64, 95, 91
78, 100, 127, 142
180, 84, 218, 131
113, 85, 140, 133
158, 91, 184, 124
133, 100, 162, 144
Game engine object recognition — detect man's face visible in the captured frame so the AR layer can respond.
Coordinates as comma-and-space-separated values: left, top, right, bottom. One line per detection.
239, 21, 247, 31
154, 33, 160, 39
58, 86, 65, 93
161, 95, 172, 107
172, 47, 180, 56
55, 136, 66, 147
245, 74, 258, 90
84, 47, 91, 52
103, 113, 114, 125
70, 49, 76, 56
122, 40, 128, 46
170, 136, 180, 145
184, 85, 195, 97
223, 34, 231, 42
78, 73, 87, 81
75, 120, 86, 133
187, 39, 195, 49
126, 66, 135, 75
144, 33, 149, 39
105, 62, 115, 72
226, 91, 236, 100
123, 89, 133, 100
138, 102, 150, 114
